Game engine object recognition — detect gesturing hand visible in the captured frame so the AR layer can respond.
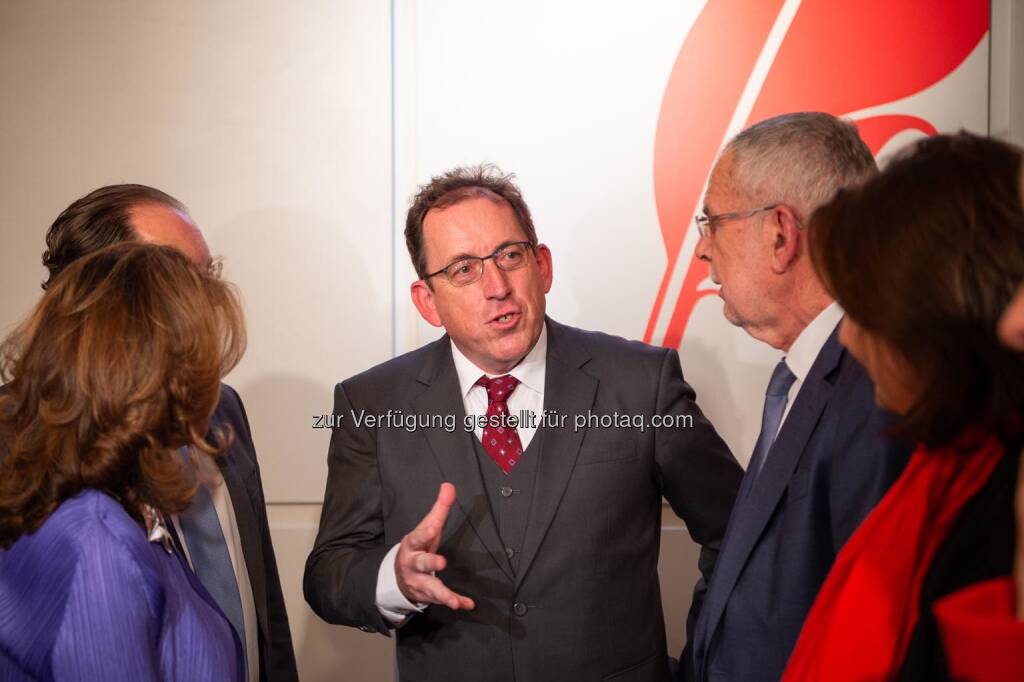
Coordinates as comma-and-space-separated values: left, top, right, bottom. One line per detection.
395, 482, 475, 611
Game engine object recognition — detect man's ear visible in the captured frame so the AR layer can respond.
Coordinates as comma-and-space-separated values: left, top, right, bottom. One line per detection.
535, 243, 553, 293
768, 205, 803, 274
411, 280, 443, 327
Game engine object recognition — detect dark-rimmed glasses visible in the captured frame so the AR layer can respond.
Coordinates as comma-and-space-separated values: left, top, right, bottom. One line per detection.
425, 240, 536, 287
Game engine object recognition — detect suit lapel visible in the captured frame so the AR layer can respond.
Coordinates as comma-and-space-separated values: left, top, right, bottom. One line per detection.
217, 452, 270, 642
410, 337, 516, 583
698, 330, 845, 659
514, 320, 597, 589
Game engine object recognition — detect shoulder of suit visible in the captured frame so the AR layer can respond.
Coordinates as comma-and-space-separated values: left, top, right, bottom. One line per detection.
217, 382, 243, 410
211, 382, 248, 432
549, 321, 671, 366
334, 324, 672, 392
820, 346, 893, 426
830, 344, 873, 393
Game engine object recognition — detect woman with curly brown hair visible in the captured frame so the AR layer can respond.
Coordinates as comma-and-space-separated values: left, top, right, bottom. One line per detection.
0, 241, 246, 680
781, 132, 1024, 681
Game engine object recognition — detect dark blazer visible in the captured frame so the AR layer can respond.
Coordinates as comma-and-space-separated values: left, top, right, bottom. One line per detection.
213, 385, 299, 682
690, 327, 911, 682
304, 318, 743, 682
0, 383, 299, 682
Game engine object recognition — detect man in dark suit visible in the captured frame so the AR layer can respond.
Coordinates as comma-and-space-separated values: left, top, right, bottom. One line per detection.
304, 165, 743, 681
688, 112, 912, 681
10, 184, 299, 682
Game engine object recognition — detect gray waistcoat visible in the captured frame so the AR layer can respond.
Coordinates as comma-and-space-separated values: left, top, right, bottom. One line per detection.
471, 426, 545, 577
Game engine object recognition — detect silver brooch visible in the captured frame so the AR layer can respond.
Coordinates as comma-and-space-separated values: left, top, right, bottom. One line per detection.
144, 505, 175, 555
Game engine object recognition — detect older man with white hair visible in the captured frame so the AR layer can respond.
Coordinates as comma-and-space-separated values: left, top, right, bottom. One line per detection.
686, 112, 912, 682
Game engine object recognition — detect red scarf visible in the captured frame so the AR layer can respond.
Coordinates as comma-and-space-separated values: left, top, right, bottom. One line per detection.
782, 431, 1005, 680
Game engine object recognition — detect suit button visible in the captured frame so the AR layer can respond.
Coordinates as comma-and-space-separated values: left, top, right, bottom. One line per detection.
500, 486, 514, 497
513, 602, 528, 617
505, 546, 515, 559
358, 625, 373, 632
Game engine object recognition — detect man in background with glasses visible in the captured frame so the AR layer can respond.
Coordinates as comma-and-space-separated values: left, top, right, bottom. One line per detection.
305, 164, 743, 681
0, 184, 299, 682
688, 112, 911, 682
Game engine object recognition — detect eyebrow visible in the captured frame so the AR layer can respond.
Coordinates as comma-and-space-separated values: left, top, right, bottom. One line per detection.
441, 240, 522, 266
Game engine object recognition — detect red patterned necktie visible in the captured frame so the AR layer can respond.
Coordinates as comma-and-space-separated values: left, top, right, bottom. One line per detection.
475, 374, 524, 474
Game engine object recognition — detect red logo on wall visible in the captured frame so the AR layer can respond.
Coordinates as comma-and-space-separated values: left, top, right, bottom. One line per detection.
646, 0, 988, 348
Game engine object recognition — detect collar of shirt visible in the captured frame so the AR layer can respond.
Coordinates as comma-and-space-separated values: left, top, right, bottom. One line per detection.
784, 300, 845, 383
450, 323, 548, 398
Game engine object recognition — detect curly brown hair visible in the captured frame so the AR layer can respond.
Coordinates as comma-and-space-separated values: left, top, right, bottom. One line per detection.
0, 242, 246, 547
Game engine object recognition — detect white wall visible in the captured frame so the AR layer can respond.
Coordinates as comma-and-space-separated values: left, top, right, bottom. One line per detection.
992, 0, 1024, 147
1, 2, 1018, 680
0, 2, 398, 678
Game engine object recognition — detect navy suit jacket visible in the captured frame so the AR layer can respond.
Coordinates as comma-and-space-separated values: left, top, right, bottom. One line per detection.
689, 327, 911, 682
208, 385, 299, 682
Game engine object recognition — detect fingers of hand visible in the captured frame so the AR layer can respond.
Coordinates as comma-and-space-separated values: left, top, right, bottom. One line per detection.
396, 545, 473, 610
397, 484, 469, 609
404, 524, 438, 552
419, 482, 456, 530
412, 575, 474, 611
414, 552, 446, 574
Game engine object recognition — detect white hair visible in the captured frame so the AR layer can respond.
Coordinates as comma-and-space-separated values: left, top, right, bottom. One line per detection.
724, 112, 877, 222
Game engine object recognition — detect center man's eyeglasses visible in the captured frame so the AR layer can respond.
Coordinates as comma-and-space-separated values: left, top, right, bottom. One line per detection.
425, 240, 536, 287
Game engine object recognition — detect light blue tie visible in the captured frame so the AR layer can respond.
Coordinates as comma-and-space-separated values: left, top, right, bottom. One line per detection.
748, 360, 797, 481
178, 450, 247, 677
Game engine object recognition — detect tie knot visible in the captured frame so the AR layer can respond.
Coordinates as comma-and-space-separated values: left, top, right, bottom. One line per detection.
476, 374, 520, 403
766, 360, 797, 397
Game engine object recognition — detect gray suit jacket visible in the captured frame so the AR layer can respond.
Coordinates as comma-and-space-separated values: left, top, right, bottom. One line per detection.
304, 319, 742, 682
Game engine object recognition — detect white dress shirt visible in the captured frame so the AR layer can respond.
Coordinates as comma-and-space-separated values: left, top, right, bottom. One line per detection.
775, 301, 845, 438
172, 454, 259, 682
375, 326, 549, 624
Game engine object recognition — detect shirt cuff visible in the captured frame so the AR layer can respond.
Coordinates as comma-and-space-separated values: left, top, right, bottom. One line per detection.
375, 543, 427, 626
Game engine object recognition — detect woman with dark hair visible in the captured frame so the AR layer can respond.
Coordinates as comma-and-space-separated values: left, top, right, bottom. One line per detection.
780, 131, 1024, 681
0, 242, 247, 680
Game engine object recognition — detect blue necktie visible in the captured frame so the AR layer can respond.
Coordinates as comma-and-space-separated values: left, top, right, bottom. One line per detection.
178, 451, 247, 677
747, 359, 797, 481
